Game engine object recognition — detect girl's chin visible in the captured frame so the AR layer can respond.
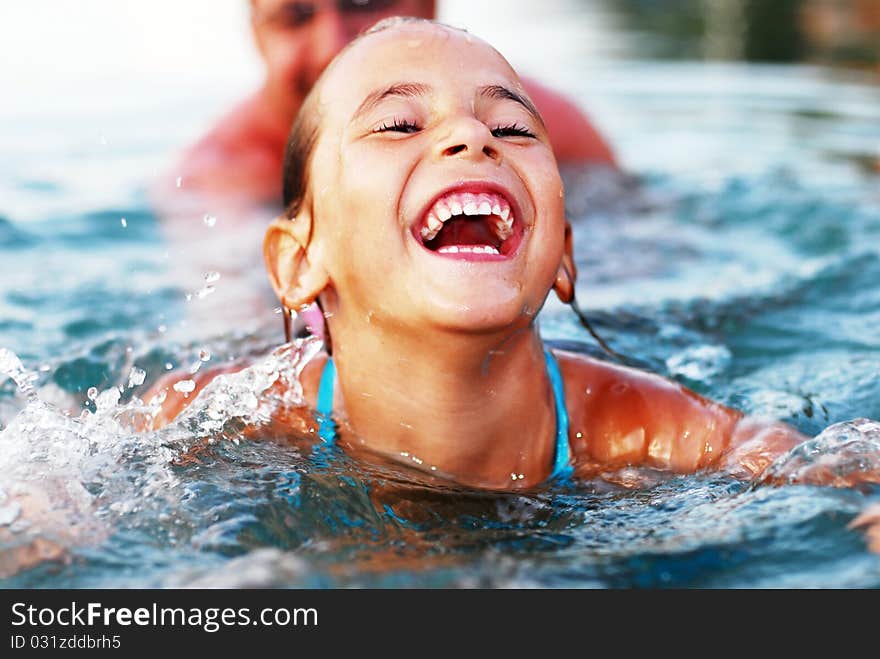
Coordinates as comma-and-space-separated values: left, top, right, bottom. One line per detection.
420, 300, 540, 334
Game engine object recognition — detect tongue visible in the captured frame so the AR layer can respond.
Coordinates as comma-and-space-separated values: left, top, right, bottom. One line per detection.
430, 216, 499, 250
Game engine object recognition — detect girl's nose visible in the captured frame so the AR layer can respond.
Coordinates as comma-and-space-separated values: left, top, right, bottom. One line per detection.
437, 119, 501, 163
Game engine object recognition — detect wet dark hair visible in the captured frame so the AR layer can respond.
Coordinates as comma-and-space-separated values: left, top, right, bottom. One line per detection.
281, 92, 320, 218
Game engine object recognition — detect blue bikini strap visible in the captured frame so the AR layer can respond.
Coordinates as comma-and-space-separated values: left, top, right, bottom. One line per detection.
314, 350, 573, 478
544, 347, 573, 480
316, 355, 337, 444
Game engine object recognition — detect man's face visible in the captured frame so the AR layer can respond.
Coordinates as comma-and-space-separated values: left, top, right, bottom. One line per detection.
252, 0, 435, 123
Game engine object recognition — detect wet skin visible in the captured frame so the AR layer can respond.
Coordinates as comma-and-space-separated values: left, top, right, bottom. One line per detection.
148, 24, 880, 554
153, 23, 808, 490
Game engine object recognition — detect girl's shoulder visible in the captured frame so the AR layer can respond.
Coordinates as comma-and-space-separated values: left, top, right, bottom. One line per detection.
551, 347, 742, 471
552, 347, 685, 395
552, 346, 730, 417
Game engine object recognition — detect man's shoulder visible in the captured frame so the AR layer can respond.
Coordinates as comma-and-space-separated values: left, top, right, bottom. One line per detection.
184, 94, 278, 162
519, 76, 616, 166
168, 94, 285, 201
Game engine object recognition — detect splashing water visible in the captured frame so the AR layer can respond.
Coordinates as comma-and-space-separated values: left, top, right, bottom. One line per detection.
1, 39, 880, 586
0, 348, 38, 400
760, 419, 880, 488
0, 340, 322, 580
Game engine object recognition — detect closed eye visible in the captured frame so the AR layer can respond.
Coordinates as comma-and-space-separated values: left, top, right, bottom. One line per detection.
373, 119, 421, 134
491, 123, 536, 139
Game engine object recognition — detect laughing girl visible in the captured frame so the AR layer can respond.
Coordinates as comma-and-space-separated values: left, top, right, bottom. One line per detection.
153, 18, 821, 491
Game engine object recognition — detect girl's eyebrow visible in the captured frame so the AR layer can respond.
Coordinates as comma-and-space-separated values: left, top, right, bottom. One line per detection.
352, 82, 431, 122
350, 82, 543, 127
477, 85, 544, 128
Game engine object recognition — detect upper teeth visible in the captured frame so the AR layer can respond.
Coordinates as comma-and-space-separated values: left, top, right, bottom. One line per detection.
420, 191, 514, 243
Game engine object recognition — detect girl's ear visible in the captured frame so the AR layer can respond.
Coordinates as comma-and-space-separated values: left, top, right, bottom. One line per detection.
263, 213, 329, 311
552, 220, 577, 303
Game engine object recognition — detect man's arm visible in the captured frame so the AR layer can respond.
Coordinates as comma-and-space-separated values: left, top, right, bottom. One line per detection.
153, 93, 287, 212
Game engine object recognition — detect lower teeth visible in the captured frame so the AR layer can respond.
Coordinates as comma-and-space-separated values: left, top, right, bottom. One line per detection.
437, 245, 500, 255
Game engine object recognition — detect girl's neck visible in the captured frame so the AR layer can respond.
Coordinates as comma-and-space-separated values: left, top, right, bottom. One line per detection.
326, 322, 559, 489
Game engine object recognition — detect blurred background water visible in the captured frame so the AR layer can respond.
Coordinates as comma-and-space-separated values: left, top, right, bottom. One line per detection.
0, 0, 879, 587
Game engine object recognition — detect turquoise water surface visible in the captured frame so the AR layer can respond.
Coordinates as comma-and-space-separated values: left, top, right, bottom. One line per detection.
2, 12, 880, 587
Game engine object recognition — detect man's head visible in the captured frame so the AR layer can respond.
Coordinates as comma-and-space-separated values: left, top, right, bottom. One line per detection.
265, 19, 576, 345
251, 0, 435, 124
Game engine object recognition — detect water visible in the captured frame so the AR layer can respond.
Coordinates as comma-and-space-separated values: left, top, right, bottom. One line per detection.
2, 8, 880, 587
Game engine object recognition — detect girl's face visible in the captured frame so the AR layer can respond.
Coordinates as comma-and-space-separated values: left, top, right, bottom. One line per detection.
307, 24, 568, 336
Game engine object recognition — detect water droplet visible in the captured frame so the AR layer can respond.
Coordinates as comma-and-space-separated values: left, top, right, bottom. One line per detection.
127, 367, 146, 388
120, 217, 127, 228
188, 361, 202, 374
87, 387, 98, 400
0, 348, 38, 395
164, 362, 174, 371
273, 307, 283, 315
203, 214, 217, 227
38, 363, 51, 372
173, 380, 196, 395
0, 502, 23, 526
204, 271, 220, 284
157, 324, 167, 334
196, 285, 215, 299
176, 176, 183, 188
199, 350, 211, 362
95, 387, 121, 411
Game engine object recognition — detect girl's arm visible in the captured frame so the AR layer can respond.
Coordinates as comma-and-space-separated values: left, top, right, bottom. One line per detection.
566, 353, 880, 489
143, 363, 247, 430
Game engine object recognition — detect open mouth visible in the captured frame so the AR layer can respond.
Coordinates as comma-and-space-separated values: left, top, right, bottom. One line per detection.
415, 189, 521, 259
